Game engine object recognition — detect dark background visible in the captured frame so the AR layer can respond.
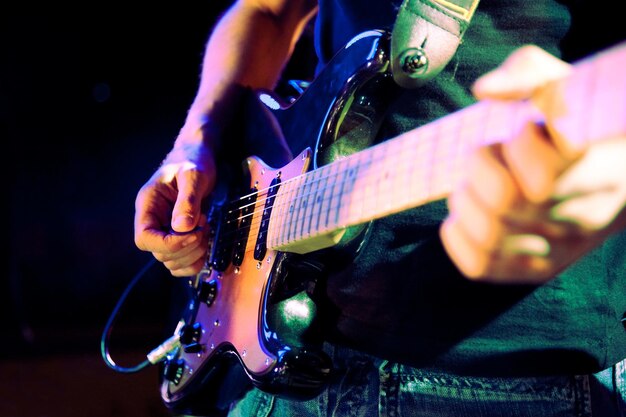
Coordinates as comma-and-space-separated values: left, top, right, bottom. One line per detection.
6, 4, 623, 417
1, 5, 242, 417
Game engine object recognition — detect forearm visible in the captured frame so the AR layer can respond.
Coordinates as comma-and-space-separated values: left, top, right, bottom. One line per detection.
181, 0, 317, 141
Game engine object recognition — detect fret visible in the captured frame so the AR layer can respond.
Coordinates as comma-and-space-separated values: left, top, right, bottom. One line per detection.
291, 174, 309, 244
273, 177, 293, 247
412, 129, 433, 205
365, 145, 384, 219
357, 149, 377, 221
311, 165, 327, 235
321, 159, 340, 232
345, 156, 361, 224
449, 110, 469, 190
343, 153, 361, 223
372, 142, 389, 216
304, 167, 321, 238
282, 175, 298, 245
345, 152, 365, 223
331, 157, 349, 229
431, 138, 454, 200
449, 105, 477, 191
298, 170, 313, 239
445, 106, 467, 194
483, 100, 509, 144
401, 133, 418, 210
393, 136, 409, 209
403, 122, 434, 206
319, 162, 336, 233
384, 136, 400, 211
426, 122, 444, 200
397, 133, 414, 211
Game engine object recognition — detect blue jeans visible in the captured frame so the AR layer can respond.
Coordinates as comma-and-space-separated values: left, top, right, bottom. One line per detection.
228, 344, 626, 417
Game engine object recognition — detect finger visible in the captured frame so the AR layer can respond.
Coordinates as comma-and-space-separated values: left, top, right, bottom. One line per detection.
442, 216, 559, 283
554, 136, 626, 197
465, 144, 521, 216
134, 201, 172, 252
171, 165, 212, 233
551, 137, 626, 230
161, 242, 208, 277
447, 183, 504, 251
440, 214, 490, 279
472, 45, 571, 100
168, 256, 208, 277
466, 142, 570, 233
501, 121, 570, 203
153, 232, 204, 262
138, 223, 202, 255
552, 189, 626, 231
483, 249, 556, 284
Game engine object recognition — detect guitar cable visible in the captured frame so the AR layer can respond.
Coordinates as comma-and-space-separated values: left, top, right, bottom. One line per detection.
100, 257, 182, 373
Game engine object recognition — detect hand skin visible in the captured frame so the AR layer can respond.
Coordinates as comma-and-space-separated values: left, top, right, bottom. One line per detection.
440, 45, 626, 284
133, 0, 317, 277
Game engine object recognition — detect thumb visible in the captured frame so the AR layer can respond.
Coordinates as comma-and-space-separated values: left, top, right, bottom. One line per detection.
171, 166, 211, 233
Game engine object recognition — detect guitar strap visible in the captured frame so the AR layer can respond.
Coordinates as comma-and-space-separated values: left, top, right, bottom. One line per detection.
391, 0, 481, 88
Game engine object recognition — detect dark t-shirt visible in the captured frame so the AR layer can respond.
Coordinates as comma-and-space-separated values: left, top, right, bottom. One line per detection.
312, 0, 626, 376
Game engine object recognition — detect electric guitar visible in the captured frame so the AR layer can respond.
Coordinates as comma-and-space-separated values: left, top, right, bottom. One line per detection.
158, 30, 626, 415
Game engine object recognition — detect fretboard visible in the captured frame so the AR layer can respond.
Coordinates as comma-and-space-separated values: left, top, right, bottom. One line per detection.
267, 41, 626, 254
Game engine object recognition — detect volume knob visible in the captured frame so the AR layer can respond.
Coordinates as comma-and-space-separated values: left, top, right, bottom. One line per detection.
179, 322, 202, 345
163, 358, 184, 385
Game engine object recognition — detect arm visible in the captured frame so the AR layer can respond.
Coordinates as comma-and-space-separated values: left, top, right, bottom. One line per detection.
440, 45, 626, 283
134, 0, 318, 277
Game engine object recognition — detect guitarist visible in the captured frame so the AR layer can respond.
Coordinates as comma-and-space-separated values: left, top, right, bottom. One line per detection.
133, 0, 626, 415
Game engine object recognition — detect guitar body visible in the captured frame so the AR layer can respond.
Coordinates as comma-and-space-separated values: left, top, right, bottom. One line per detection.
160, 30, 399, 415
157, 26, 626, 415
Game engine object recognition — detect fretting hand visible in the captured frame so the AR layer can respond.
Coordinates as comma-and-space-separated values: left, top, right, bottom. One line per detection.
440, 45, 626, 283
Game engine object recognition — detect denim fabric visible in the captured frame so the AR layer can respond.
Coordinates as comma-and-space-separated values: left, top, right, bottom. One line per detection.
227, 345, 626, 417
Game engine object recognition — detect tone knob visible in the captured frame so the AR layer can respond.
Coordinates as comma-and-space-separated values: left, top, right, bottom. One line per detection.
163, 358, 184, 385
179, 322, 202, 345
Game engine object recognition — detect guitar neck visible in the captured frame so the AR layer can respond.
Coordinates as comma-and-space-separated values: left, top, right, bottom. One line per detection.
267, 41, 626, 254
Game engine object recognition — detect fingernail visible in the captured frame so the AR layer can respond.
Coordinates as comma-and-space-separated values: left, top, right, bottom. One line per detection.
172, 215, 193, 230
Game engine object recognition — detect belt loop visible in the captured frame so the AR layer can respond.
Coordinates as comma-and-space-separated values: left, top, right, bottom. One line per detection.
379, 360, 399, 417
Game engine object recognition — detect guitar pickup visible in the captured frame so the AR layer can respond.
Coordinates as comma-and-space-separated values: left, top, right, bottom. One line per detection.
255, 177, 281, 260
232, 187, 258, 266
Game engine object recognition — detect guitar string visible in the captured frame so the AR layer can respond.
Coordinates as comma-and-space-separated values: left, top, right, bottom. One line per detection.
213, 102, 497, 253
219, 42, 622, 254
211, 100, 520, 256
210, 95, 559, 258
219, 96, 502, 237
218, 44, 610, 236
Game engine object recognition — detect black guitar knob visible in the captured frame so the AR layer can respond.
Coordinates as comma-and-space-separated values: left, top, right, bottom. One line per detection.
198, 279, 218, 306
179, 322, 202, 345
163, 358, 185, 385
